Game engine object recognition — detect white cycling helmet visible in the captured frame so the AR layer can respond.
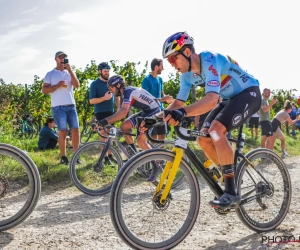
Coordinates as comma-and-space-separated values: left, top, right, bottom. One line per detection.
162, 32, 194, 58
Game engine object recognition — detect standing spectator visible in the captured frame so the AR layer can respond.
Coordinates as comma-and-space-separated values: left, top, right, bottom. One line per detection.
89, 62, 120, 164
259, 88, 277, 149
289, 102, 297, 136
249, 112, 259, 139
42, 51, 80, 165
285, 95, 293, 134
141, 58, 173, 139
267, 100, 299, 157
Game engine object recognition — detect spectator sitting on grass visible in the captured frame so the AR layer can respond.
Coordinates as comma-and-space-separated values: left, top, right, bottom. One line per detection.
38, 117, 72, 150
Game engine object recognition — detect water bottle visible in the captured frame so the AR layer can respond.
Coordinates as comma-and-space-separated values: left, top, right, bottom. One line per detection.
203, 159, 222, 181
238, 133, 246, 154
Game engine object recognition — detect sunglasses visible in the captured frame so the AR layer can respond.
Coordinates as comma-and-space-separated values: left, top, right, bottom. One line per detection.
167, 52, 180, 64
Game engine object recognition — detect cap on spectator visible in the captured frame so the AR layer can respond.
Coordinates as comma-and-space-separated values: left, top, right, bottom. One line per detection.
55, 51, 67, 58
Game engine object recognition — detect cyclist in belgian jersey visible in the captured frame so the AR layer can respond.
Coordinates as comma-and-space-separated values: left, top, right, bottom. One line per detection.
98, 75, 170, 153
158, 32, 262, 208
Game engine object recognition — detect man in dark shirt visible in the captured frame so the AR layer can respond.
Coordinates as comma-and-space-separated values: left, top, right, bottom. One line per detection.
89, 62, 120, 163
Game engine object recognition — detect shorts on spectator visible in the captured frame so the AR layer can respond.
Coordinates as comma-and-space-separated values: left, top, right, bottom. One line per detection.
249, 117, 259, 128
260, 120, 273, 137
95, 111, 114, 121
52, 105, 79, 131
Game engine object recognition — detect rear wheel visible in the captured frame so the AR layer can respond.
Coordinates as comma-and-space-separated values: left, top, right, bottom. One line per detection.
236, 148, 291, 232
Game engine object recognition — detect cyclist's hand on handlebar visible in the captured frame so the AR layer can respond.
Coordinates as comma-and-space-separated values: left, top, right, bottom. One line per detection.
163, 108, 187, 126
97, 119, 109, 127
137, 116, 160, 132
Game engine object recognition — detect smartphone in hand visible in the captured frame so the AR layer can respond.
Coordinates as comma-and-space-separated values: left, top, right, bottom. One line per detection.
63, 58, 69, 64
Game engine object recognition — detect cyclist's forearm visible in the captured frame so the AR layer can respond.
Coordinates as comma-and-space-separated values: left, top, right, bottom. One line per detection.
184, 94, 218, 117
106, 109, 127, 124
165, 99, 184, 110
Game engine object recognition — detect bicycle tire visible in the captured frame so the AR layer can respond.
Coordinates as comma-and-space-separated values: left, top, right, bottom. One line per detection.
236, 148, 291, 232
80, 122, 94, 144
69, 141, 122, 196
110, 148, 200, 250
0, 143, 41, 231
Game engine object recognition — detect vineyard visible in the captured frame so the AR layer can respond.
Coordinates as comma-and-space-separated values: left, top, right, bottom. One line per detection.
0, 59, 298, 137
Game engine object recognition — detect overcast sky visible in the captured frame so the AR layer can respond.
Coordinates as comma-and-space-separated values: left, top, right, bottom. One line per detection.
0, 0, 299, 95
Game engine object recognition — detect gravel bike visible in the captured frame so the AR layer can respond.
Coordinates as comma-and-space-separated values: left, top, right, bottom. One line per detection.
110, 117, 291, 250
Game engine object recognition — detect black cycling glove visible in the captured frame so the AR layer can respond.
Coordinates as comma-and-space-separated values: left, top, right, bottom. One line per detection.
164, 108, 187, 123
98, 119, 108, 127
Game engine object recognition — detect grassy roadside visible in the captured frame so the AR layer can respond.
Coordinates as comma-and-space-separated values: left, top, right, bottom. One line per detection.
1, 125, 299, 184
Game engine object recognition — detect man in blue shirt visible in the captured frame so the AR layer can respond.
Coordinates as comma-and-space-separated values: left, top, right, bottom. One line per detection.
89, 62, 120, 164
141, 58, 173, 139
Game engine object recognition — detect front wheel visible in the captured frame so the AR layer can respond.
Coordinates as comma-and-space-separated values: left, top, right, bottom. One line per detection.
236, 148, 291, 232
0, 144, 41, 231
69, 141, 122, 196
110, 148, 200, 250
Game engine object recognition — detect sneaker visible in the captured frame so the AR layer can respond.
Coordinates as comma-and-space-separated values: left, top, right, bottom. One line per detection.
60, 156, 69, 165
281, 151, 290, 158
76, 158, 82, 164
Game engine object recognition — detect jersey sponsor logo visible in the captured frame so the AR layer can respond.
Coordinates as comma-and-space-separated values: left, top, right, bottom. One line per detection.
138, 94, 154, 105
229, 67, 241, 75
250, 92, 256, 97
207, 80, 220, 87
232, 114, 242, 126
244, 109, 249, 118
208, 65, 218, 76
193, 73, 199, 78
220, 83, 232, 92
240, 74, 249, 83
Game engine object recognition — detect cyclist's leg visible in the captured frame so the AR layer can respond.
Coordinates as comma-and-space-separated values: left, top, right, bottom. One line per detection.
208, 86, 261, 207
197, 104, 226, 166
121, 112, 141, 148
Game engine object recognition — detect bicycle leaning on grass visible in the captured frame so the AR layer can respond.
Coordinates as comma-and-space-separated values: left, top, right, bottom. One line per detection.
109, 116, 292, 250
0, 144, 41, 231
69, 123, 186, 196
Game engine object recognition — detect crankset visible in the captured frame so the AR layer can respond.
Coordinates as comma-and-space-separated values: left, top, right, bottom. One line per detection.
0, 175, 8, 199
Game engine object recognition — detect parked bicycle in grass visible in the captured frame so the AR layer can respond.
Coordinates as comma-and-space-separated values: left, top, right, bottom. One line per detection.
110, 117, 291, 250
12, 114, 39, 139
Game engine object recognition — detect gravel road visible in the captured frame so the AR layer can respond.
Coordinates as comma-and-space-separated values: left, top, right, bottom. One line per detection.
1, 156, 300, 250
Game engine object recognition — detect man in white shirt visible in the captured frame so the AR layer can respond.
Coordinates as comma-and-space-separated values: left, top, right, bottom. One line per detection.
42, 51, 80, 165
